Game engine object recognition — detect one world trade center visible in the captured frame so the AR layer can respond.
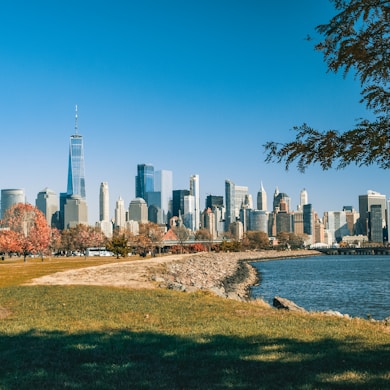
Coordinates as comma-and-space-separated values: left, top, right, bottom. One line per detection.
67, 105, 86, 199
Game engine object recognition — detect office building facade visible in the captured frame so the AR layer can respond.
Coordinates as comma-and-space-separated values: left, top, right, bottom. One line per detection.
114, 196, 126, 229
67, 108, 86, 199
190, 174, 200, 230
358, 190, 386, 238
35, 188, 59, 227
172, 190, 190, 218
1, 189, 25, 218
135, 164, 154, 201
257, 182, 267, 211
64, 195, 88, 229
129, 198, 148, 223
99, 182, 110, 222
155, 169, 173, 223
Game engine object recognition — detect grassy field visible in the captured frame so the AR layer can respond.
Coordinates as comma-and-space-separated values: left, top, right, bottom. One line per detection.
0, 256, 389, 389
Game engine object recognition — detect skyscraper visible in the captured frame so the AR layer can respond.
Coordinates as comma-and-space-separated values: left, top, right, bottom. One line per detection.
129, 198, 148, 223
154, 169, 173, 223
36, 188, 59, 227
273, 188, 291, 212
205, 195, 223, 209
299, 188, 308, 210
257, 182, 267, 211
303, 203, 314, 237
1, 189, 25, 218
358, 190, 386, 237
324, 210, 350, 244
67, 106, 86, 199
190, 174, 200, 230
99, 182, 110, 222
370, 205, 384, 243
64, 195, 88, 229
135, 163, 154, 200
172, 189, 190, 217
224, 179, 248, 231
114, 196, 126, 229
98, 182, 112, 237
183, 194, 195, 230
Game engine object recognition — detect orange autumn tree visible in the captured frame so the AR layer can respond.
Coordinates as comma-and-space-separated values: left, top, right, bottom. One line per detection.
0, 203, 52, 261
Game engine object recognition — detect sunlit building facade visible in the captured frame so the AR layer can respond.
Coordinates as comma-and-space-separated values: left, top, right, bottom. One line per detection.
1, 189, 25, 218
35, 188, 59, 227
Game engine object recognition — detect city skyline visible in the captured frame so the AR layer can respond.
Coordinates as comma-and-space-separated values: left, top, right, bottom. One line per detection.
1, 1, 389, 223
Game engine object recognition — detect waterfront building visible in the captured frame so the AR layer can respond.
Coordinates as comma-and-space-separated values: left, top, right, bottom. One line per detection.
303, 203, 314, 236
35, 188, 59, 227
225, 179, 235, 230
67, 106, 86, 199
324, 211, 350, 244
225, 179, 249, 231
135, 163, 154, 201
314, 218, 325, 244
128, 198, 148, 223
293, 210, 304, 235
343, 207, 359, 236
64, 195, 88, 229
370, 204, 385, 242
276, 212, 293, 234
1, 189, 25, 218
256, 182, 267, 211
249, 210, 268, 233
190, 174, 200, 230
358, 190, 387, 238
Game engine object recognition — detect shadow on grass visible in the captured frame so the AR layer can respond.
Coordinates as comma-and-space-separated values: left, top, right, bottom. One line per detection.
0, 329, 389, 389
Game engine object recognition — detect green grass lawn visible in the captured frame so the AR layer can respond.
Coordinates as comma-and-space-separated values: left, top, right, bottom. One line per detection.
0, 257, 389, 389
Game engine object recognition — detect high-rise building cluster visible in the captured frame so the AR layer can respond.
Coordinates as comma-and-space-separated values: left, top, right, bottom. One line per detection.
1, 108, 389, 246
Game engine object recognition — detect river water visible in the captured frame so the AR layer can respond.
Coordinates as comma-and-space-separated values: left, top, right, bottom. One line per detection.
250, 255, 390, 320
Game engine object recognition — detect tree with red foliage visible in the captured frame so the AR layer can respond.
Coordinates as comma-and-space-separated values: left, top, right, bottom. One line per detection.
60, 225, 107, 256
0, 203, 52, 261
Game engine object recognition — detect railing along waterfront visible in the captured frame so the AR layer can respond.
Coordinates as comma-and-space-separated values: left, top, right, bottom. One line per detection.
317, 247, 390, 255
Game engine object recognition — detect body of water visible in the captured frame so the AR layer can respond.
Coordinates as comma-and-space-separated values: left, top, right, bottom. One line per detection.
250, 255, 390, 320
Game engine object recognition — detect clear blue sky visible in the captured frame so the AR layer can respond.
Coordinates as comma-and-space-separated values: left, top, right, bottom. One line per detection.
1, 1, 387, 224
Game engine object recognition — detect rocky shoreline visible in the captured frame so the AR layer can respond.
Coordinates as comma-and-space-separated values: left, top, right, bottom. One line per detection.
155, 251, 390, 323
153, 250, 319, 301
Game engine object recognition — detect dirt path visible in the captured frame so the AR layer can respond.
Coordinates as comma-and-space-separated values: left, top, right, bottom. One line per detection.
27, 250, 319, 296
27, 254, 194, 289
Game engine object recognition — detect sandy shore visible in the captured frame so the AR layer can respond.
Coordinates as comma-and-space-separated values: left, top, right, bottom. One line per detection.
28, 250, 320, 300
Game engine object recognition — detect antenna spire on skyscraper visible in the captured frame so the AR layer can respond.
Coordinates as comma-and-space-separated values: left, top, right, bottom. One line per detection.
74, 105, 78, 135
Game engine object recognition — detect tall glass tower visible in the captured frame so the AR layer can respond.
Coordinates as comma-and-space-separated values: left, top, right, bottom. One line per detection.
67, 106, 86, 199
135, 163, 154, 200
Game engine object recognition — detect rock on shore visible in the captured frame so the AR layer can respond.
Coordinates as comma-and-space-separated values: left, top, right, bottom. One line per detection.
153, 250, 317, 301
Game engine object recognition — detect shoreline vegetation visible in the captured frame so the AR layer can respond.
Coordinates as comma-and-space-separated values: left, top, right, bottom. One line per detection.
2, 250, 390, 388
